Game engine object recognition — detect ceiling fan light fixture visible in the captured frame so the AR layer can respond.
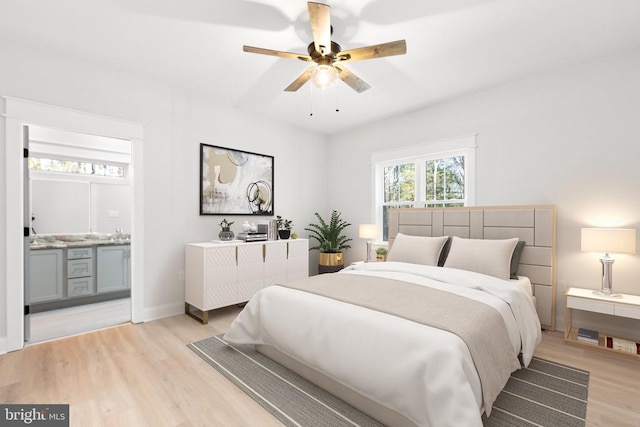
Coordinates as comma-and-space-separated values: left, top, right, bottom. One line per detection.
311, 64, 338, 89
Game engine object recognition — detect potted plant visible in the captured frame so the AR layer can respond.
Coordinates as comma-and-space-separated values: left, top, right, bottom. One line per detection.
375, 247, 388, 262
276, 215, 293, 239
305, 210, 352, 273
218, 219, 235, 241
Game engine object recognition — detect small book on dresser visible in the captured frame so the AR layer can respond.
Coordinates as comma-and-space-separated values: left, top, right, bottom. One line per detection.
577, 328, 599, 345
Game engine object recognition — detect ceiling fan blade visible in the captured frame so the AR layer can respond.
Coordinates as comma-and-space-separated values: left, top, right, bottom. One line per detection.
337, 40, 407, 62
334, 64, 371, 93
243, 45, 312, 62
284, 67, 315, 92
308, 2, 332, 55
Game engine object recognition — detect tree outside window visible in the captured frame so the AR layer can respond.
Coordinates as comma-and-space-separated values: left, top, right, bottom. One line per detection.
425, 155, 465, 207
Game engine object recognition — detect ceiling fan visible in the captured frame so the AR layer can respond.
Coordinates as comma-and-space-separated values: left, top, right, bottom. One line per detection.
243, 1, 407, 93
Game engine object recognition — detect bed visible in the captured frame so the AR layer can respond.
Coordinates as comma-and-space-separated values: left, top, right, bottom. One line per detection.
224, 205, 556, 427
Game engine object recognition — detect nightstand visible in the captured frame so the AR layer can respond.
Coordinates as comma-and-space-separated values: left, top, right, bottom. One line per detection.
565, 287, 640, 358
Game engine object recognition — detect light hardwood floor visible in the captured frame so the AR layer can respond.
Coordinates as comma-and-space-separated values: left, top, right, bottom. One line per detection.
1, 306, 639, 427
29, 298, 131, 343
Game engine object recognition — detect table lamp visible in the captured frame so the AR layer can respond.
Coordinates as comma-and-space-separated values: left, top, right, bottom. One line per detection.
359, 224, 380, 262
581, 228, 636, 297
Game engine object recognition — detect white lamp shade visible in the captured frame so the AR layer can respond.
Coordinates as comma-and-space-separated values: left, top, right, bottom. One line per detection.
359, 224, 380, 240
581, 228, 636, 254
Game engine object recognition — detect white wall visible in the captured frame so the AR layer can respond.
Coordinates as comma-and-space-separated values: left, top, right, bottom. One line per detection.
0, 41, 328, 344
328, 50, 640, 334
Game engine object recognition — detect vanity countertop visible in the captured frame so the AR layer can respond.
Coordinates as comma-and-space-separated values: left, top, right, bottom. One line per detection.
30, 233, 130, 250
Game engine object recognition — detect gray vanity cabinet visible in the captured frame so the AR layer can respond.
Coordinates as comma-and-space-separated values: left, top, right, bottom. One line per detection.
29, 249, 64, 303
66, 247, 94, 297
97, 245, 130, 293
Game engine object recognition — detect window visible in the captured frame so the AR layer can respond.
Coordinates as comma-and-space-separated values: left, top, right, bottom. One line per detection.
28, 157, 126, 178
373, 135, 476, 241
425, 155, 465, 206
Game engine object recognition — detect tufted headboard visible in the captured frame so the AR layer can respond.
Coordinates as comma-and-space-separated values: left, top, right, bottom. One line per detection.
388, 205, 556, 330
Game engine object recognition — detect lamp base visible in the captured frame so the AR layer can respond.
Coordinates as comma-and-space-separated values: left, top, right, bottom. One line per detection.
594, 255, 622, 298
364, 241, 371, 263
592, 290, 622, 298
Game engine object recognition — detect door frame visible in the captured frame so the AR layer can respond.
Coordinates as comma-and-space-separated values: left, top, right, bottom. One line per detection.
3, 97, 145, 352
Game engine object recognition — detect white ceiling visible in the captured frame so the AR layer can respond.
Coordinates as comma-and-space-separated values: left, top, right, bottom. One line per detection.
2, 0, 640, 135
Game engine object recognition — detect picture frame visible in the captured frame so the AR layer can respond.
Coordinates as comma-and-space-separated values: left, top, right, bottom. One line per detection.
200, 144, 274, 215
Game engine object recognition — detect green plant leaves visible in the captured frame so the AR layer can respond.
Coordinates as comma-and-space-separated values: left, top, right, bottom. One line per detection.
304, 210, 352, 253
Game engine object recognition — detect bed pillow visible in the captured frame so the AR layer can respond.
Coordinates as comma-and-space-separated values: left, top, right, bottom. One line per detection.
510, 241, 526, 279
443, 236, 519, 280
387, 233, 449, 266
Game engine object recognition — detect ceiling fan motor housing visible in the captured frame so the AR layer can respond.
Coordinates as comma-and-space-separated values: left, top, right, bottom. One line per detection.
307, 41, 342, 65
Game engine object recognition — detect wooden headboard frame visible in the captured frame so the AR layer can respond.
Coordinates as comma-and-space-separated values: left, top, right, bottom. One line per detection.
388, 205, 556, 330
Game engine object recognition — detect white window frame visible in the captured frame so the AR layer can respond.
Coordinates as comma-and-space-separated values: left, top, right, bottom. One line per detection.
372, 134, 477, 241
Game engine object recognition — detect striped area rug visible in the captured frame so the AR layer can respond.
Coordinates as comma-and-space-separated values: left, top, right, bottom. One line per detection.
189, 336, 589, 427
482, 357, 589, 426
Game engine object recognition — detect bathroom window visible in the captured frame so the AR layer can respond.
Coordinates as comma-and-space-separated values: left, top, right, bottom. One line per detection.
28, 157, 126, 178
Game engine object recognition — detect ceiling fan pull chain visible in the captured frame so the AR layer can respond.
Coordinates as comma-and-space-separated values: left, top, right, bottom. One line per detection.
309, 82, 314, 116
335, 82, 340, 113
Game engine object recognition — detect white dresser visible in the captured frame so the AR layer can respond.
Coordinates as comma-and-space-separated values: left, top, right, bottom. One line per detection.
185, 239, 309, 323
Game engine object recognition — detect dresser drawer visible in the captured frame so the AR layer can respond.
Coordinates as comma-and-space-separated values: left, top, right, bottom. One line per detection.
67, 247, 93, 260
67, 258, 93, 278
566, 296, 614, 315
67, 277, 94, 297
615, 304, 640, 320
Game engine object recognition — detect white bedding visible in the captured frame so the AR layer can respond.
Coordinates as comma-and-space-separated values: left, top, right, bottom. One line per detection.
224, 262, 542, 427
513, 275, 533, 298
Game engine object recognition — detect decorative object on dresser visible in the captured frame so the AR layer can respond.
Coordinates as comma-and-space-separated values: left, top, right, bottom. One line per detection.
358, 223, 380, 262
218, 219, 235, 241
305, 210, 352, 274
200, 144, 274, 215
276, 215, 292, 240
565, 287, 640, 359
184, 239, 309, 324
237, 222, 268, 242
581, 227, 636, 297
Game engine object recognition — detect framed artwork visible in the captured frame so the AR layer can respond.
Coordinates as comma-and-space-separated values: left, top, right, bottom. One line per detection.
200, 144, 274, 215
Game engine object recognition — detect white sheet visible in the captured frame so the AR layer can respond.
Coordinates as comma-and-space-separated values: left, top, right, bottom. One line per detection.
224, 262, 542, 427
513, 275, 533, 298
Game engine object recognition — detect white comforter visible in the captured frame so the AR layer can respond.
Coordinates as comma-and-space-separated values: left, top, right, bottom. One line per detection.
224, 262, 542, 427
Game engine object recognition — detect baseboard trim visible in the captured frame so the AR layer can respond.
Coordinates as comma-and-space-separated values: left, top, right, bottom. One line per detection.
144, 302, 184, 322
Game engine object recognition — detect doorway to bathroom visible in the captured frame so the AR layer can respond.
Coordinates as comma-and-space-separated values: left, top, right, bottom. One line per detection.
3, 97, 145, 352
26, 125, 132, 343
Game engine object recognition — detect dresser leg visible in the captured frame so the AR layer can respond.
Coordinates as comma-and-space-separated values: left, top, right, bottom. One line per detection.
185, 302, 209, 324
